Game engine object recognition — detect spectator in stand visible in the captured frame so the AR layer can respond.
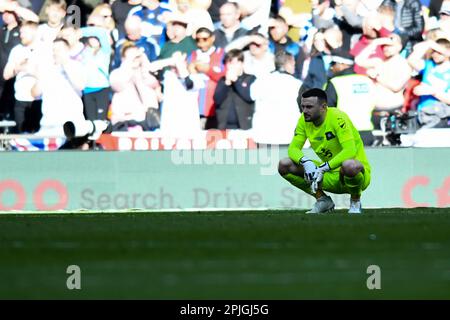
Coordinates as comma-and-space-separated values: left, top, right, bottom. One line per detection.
312, 0, 357, 51
408, 37, 450, 128
324, 49, 375, 144
299, 31, 330, 95
312, 0, 384, 28
109, 42, 161, 131
323, 26, 344, 52
187, 27, 225, 129
268, 14, 306, 80
213, 1, 247, 49
37, 0, 66, 44
0, 1, 22, 120
58, 23, 85, 62
233, 0, 271, 34
300, 27, 342, 94
90, 3, 119, 45
438, 1, 450, 38
311, 0, 339, 32
243, 33, 275, 77
350, 8, 394, 75
160, 51, 203, 138
335, 0, 385, 27
3, 21, 44, 133
214, 49, 256, 130
381, 0, 424, 55
31, 38, 86, 137
174, 0, 214, 36
208, 0, 226, 23
0, 0, 39, 22
129, 0, 172, 55
422, 3, 450, 39
377, 3, 397, 32
111, 0, 142, 39
158, 12, 196, 59
0, 0, 39, 86
250, 51, 302, 145
114, 15, 158, 68
226, 33, 275, 78
355, 34, 412, 128
80, 22, 112, 121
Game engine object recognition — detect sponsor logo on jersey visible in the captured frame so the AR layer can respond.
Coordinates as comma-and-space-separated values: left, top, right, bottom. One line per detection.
337, 117, 346, 129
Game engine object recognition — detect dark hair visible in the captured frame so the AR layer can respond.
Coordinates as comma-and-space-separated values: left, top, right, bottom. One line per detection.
53, 37, 70, 47
224, 49, 244, 63
272, 14, 287, 25
20, 21, 39, 29
275, 51, 294, 71
301, 88, 328, 105
248, 30, 267, 39
196, 27, 214, 37
436, 38, 450, 50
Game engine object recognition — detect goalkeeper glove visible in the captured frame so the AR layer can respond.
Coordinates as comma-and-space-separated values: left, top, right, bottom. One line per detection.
311, 162, 331, 193
300, 156, 318, 183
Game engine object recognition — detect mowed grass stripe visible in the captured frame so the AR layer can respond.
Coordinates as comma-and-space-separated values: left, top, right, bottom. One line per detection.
0, 208, 449, 299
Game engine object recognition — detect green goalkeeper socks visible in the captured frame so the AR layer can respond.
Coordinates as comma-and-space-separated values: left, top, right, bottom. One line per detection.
283, 173, 314, 196
344, 172, 364, 198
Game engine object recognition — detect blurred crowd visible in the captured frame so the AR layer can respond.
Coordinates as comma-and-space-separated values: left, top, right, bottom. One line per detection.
0, 0, 449, 146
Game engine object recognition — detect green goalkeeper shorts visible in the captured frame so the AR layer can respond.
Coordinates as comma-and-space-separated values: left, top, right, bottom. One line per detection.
318, 166, 371, 195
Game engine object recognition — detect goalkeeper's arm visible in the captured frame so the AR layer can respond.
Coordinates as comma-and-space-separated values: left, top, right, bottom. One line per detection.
287, 131, 307, 165
327, 139, 357, 170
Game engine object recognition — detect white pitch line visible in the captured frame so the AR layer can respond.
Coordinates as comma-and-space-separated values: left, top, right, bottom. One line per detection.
0, 206, 414, 215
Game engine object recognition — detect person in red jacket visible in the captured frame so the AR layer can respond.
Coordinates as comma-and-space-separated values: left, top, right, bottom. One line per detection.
350, 7, 394, 75
188, 27, 226, 129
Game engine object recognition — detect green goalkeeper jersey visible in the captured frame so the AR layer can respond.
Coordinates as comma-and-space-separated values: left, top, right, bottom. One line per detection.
288, 107, 371, 172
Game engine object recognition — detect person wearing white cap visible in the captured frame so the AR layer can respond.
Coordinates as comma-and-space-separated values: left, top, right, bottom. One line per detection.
158, 11, 197, 59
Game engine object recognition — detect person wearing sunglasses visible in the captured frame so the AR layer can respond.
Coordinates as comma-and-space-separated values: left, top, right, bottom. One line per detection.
187, 27, 225, 129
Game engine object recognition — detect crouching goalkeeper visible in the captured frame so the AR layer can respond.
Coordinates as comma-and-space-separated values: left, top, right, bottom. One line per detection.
278, 88, 371, 214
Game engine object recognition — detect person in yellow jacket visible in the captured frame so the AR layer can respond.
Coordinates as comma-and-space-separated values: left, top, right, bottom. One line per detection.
278, 88, 371, 214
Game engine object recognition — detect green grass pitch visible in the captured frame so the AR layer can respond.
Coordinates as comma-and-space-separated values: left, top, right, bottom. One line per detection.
0, 208, 449, 299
